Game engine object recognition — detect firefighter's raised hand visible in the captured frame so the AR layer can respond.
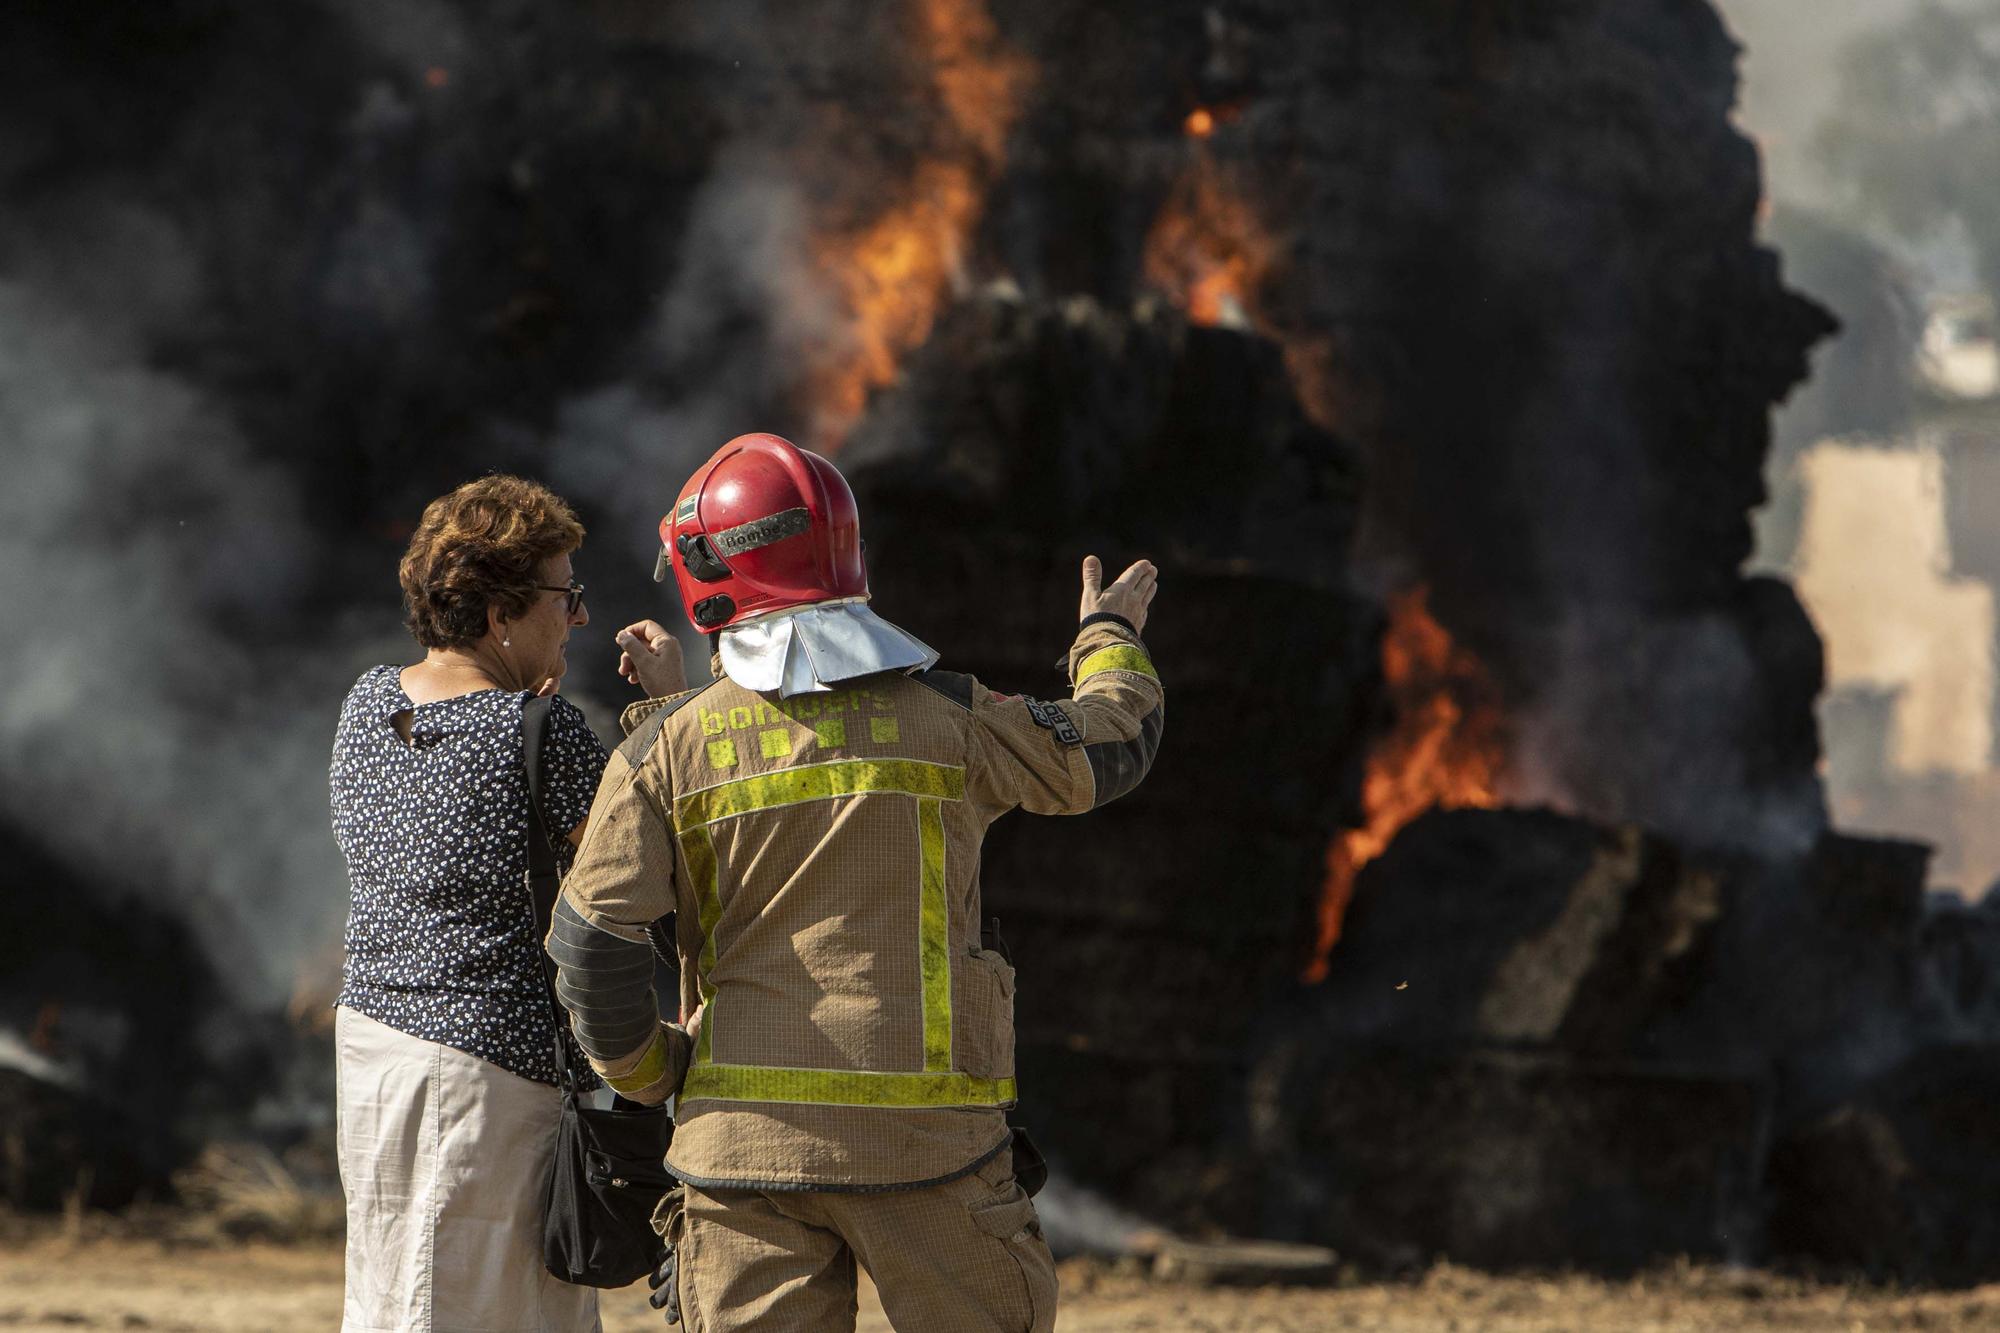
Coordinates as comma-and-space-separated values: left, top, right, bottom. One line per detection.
1079, 555, 1159, 635
617, 620, 687, 698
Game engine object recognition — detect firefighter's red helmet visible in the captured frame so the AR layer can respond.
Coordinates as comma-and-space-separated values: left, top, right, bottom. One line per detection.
655, 433, 868, 631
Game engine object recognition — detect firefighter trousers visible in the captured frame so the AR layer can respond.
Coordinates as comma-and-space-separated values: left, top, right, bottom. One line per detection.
666, 1147, 1056, 1333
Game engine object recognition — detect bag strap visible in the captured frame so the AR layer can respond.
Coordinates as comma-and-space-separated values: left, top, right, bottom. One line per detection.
520, 693, 577, 1090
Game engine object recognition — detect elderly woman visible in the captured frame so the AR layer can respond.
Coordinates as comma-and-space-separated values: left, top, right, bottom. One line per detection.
330, 475, 683, 1333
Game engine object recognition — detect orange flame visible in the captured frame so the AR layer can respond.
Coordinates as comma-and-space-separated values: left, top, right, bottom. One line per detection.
1141, 160, 1279, 330
1139, 116, 1507, 985
1302, 587, 1507, 982
806, 0, 1031, 449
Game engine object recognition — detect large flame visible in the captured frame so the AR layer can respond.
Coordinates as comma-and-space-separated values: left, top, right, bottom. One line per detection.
1143, 113, 1509, 984
1302, 587, 1507, 983
806, 0, 1031, 449
1141, 159, 1279, 331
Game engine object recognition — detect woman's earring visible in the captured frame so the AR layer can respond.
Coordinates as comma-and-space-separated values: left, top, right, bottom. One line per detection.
503, 635, 511, 647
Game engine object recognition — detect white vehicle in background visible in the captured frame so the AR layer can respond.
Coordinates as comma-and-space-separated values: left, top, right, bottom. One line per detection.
1917, 293, 2000, 400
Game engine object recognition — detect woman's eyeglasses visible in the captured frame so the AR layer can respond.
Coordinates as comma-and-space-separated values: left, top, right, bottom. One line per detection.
536, 581, 586, 615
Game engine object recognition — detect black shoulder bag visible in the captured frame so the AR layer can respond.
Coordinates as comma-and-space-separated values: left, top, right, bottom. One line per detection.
521, 695, 678, 1288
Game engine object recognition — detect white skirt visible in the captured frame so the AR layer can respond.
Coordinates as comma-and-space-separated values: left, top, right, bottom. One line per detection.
335, 1006, 601, 1333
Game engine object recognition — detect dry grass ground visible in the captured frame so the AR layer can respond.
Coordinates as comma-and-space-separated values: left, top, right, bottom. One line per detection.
4, 1223, 2000, 1333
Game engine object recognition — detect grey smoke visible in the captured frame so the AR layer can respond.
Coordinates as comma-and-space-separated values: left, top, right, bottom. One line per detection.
551, 115, 927, 657
554, 147, 838, 569
1032, 1168, 1164, 1259
1720, 0, 2000, 895
552, 153, 833, 677
0, 204, 381, 1001
0, 1029, 74, 1088
316, 0, 471, 82
1508, 605, 1826, 857
0, 0, 931, 1010
1713, 0, 1927, 214
1720, 0, 1986, 296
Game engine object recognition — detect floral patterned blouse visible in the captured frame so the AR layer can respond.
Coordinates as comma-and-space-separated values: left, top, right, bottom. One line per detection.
331, 665, 607, 1086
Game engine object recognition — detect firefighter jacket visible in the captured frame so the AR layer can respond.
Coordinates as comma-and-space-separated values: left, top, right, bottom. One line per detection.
547, 618, 1163, 1190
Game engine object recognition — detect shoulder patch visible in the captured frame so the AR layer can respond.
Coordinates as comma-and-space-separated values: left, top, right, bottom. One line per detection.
910, 669, 976, 711
1023, 697, 1083, 747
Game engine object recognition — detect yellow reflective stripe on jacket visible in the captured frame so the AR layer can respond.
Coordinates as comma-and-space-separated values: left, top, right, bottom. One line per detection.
682, 1063, 1016, 1109
675, 758, 966, 829
605, 1029, 669, 1096
680, 825, 721, 1065
673, 767, 971, 1102
917, 798, 951, 1072
1076, 643, 1158, 683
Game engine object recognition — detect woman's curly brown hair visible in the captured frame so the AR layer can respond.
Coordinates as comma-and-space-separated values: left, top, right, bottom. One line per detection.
399, 476, 585, 650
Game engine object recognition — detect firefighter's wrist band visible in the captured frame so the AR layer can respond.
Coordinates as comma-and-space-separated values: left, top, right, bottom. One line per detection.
1078, 611, 1136, 635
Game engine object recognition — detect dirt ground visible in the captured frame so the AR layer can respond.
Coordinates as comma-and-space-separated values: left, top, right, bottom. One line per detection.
3, 1232, 2000, 1332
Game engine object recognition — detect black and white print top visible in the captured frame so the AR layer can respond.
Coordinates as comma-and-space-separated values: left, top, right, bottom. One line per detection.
331, 665, 608, 1086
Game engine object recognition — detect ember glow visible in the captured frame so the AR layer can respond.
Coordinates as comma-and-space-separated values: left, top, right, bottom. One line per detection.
1302, 587, 1508, 983
1141, 160, 1278, 330
1184, 107, 1216, 138
806, 0, 1031, 449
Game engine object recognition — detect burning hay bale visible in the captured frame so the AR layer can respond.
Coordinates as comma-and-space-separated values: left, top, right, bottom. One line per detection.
1215, 806, 2000, 1282
1297, 809, 1724, 1058
1215, 808, 1760, 1270
847, 286, 1377, 1201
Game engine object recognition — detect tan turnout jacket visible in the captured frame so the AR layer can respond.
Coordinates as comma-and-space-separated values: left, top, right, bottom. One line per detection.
550, 618, 1163, 1189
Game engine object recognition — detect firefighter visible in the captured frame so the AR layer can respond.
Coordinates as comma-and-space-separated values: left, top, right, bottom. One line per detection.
547, 432, 1163, 1331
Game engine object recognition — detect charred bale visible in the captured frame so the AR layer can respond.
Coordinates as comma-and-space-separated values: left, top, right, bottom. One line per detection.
1306, 807, 1723, 1058
1208, 807, 1760, 1267
846, 290, 1374, 1198
1232, 1045, 1769, 1272
1638, 833, 1928, 1089
1916, 890, 2000, 1040
0, 823, 232, 1195
1768, 1044, 2000, 1286
0, 1070, 168, 1211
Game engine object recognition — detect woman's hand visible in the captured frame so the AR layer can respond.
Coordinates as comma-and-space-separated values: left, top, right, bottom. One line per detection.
1079, 555, 1159, 635
617, 620, 687, 698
